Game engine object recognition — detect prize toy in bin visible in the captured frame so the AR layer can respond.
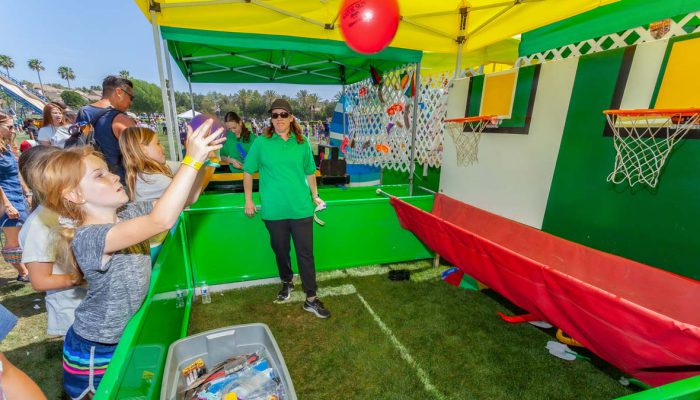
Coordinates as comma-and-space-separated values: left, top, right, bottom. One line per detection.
179, 347, 286, 399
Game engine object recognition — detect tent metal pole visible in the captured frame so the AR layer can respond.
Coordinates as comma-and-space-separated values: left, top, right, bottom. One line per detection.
341, 85, 346, 138
188, 76, 195, 117
454, 7, 469, 79
150, 8, 177, 161
408, 63, 421, 196
164, 39, 183, 160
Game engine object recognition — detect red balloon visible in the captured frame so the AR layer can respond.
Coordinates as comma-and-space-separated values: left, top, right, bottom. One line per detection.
339, 0, 400, 54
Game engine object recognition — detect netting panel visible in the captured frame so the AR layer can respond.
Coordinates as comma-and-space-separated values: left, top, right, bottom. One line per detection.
344, 66, 451, 172
606, 113, 700, 188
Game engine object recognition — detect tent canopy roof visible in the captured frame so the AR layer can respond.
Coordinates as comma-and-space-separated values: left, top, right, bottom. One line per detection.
162, 26, 422, 85
137, 0, 617, 83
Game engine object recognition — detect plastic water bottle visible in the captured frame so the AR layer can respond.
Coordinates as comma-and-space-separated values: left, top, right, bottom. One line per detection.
175, 286, 185, 309
201, 282, 211, 304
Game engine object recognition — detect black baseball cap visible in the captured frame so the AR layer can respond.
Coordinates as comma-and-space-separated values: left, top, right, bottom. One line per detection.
268, 98, 293, 114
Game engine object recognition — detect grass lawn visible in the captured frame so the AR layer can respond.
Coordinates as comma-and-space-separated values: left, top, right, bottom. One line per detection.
189, 261, 638, 400
0, 264, 65, 400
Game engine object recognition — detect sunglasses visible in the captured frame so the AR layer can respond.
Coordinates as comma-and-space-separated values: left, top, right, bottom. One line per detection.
119, 87, 134, 101
270, 112, 290, 119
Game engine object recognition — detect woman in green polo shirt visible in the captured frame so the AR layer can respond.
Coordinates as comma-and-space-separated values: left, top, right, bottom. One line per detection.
220, 111, 256, 172
243, 99, 330, 319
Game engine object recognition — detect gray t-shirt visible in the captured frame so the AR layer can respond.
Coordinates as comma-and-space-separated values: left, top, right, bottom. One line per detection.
71, 202, 153, 344
134, 160, 180, 201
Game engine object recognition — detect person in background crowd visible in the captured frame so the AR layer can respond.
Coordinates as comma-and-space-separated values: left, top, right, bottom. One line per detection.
36, 103, 65, 146
76, 75, 136, 183
23, 120, 38, 141
220, 111, 256, 173
243, 99, 330, 319
0, 113, 30, 282
50, 110, 77, 149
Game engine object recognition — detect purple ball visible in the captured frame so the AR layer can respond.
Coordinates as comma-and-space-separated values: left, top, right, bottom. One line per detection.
188, 114, 225, 139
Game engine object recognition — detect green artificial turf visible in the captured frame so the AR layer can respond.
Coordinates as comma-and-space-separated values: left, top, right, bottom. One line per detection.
189, 262, 637, 400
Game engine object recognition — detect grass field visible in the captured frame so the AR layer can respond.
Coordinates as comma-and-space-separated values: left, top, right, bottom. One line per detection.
189, 261, 638, 400
0, 264, 66, 399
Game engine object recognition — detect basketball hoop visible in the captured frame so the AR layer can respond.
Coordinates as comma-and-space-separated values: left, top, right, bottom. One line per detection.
444, 116, 499, 166
603, 108, 700, 188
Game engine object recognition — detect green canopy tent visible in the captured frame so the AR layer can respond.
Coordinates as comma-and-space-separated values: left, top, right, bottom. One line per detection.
162, 26, 422, 85
158, 26, 426, 191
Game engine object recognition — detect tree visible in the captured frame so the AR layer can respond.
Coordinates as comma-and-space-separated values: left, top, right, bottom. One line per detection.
27, 59, 45, 95
295, 90, 313, 120
119, 70, 130, 79
58, 66, 76, 89
307, 93, 321, 121
0, 55, 14, 77
61, 90, 88, 109
130, 78, 163, 114
262, 90, 278, 109
234, 89, 254, 118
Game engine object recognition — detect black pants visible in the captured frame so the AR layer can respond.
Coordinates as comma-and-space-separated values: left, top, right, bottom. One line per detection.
263, 217, 317, 297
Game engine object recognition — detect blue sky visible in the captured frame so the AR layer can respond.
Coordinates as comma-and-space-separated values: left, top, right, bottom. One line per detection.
0, 0, 341, 100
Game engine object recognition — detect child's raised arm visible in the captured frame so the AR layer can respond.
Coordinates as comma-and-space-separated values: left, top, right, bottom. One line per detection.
104, 120, 223, 253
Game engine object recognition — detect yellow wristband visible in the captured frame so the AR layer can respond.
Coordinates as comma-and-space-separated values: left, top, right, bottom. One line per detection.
182, 155, 202, 171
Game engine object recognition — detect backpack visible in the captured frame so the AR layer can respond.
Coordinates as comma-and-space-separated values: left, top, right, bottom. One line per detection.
64, 107, 113, 149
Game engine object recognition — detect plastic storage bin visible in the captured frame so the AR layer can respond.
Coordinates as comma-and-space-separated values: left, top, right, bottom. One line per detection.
161, 323, 297, 399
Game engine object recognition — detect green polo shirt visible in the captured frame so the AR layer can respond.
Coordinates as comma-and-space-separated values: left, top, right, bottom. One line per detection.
220, 131, 257, 173
244, 133, 317, 220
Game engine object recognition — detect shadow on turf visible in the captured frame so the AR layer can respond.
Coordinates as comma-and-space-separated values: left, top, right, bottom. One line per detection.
4, 337, 69, 399
0, 276, 28, 296
481, 288, 641, 391
1, 290, 46, 318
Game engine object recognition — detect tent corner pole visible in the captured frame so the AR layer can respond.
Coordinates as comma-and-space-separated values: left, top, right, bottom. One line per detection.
408, 62, 421, 196
150, 9, 177, 161
188, 76, 195, 118
341, 85, 346, 138
164, 39, 183, 160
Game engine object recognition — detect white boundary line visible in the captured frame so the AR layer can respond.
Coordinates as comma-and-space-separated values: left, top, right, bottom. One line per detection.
356, 292, 447, 400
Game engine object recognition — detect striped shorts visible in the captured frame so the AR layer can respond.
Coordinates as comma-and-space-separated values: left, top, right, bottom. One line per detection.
62, 326, 117, 400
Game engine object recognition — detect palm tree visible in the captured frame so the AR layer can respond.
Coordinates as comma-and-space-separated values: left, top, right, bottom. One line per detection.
234, 89, 254, 117
58, 66, 76, 89
27, 59, 45, 94
296, 90, 312, 119
119, 70, 130, 79
308, 93, 320, 121
0, 55, 14, 77
262, 90, 278, 108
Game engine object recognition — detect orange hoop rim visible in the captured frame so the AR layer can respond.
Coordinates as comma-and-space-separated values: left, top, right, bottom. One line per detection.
444, 115, 499, 123
603, 108, 700, 117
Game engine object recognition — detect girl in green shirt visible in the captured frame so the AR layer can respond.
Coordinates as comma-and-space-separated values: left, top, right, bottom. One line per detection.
243, 99, 330, 319
220, 112, 256, 173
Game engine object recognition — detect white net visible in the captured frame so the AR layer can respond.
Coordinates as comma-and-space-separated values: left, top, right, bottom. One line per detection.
606, 111, 700, 188
344, 66, 451, 172
445, 117, 496, 166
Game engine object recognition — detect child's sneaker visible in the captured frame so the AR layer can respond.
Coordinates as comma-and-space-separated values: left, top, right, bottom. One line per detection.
303, 298, 330, 319
16, 274, 30, 283
277, 281, 294, 301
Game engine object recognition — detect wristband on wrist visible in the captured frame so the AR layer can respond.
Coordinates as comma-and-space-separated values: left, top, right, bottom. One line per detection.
182, 155, 202, 171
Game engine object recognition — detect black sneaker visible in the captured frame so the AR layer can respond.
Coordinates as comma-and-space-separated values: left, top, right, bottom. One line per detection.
16, 274, 30, 283
277, 281, 294, 301
303, 298, 331, 319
